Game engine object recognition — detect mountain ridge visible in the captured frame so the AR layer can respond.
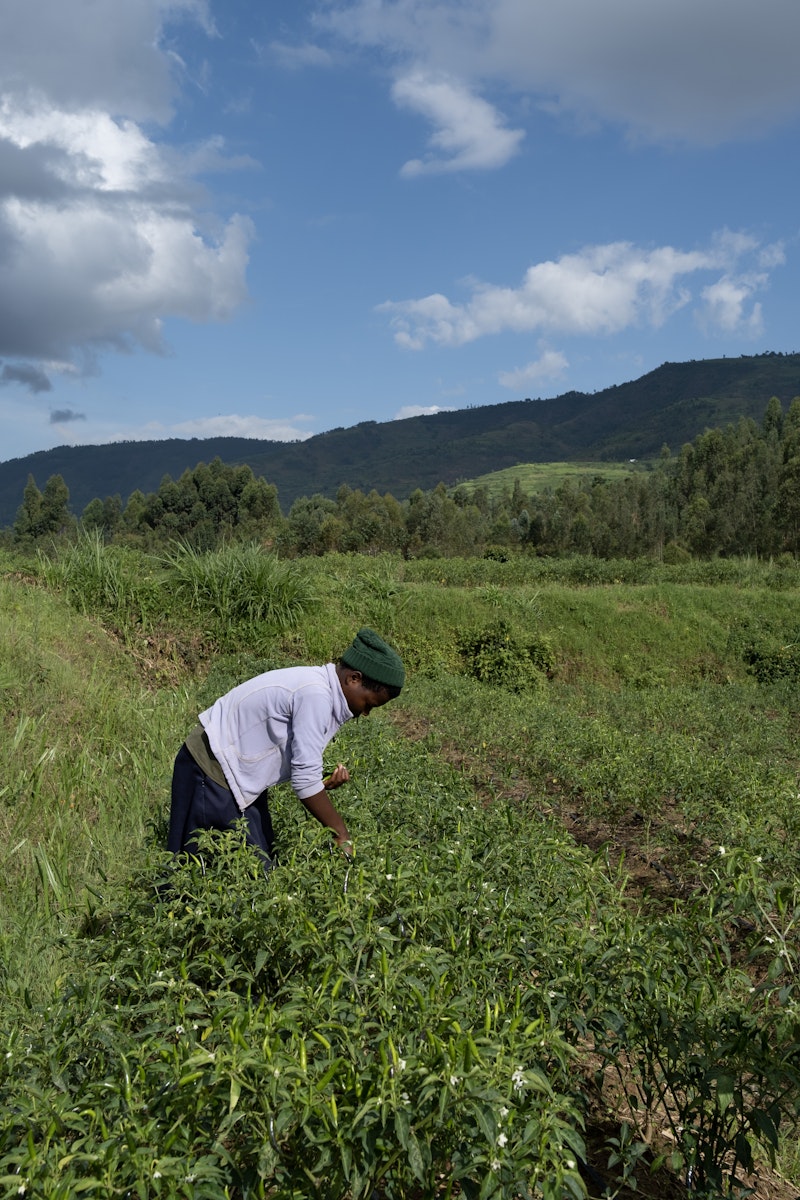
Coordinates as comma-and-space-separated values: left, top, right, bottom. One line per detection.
2, 352, 799, 527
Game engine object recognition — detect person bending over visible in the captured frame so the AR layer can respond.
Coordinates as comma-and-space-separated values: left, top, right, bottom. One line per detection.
167, 627, 404, 868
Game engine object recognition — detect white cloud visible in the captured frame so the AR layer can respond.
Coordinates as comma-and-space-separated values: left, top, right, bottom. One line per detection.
0, 182, 253, 361
0, 0, 213, 123
267, 41, 335, 70
323, 0, 800, 145
392, 71, 524, 174
379, 234, 780, 349
499, 350, 569, 391
394, 404, 456, 419
48, 413, 316, 447
0, 1, 252, 377
0, 99, 173, 193
164, 414, 315, 441
699, 279, 765, 336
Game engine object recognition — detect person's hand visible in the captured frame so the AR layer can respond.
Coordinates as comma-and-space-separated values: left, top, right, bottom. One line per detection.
324, 763, 350, 790
335, 832, 354, 860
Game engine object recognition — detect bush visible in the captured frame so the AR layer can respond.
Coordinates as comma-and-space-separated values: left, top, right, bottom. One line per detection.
458, 619, 553, 693
727, 617, 800, 684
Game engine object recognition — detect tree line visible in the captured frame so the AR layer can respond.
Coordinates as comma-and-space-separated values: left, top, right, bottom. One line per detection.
7, 395, 800, 560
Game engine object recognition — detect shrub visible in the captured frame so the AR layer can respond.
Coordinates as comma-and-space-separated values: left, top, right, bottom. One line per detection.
458, 619, 553, 693
727, 617, 800, 684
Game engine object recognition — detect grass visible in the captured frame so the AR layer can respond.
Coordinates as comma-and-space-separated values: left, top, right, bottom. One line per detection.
461, 461, 651, 498
0, 572, 191, 1004
161, 541, 317, 649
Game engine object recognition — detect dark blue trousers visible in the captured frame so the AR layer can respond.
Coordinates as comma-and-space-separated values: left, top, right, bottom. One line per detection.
167, 744, 275, 868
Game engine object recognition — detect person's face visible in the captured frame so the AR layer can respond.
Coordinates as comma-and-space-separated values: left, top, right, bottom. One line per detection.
341, 670, 391, 718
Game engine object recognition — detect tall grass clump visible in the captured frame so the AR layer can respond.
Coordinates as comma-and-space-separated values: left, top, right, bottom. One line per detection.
0, 573, 191, 1007
36, 527, 161, 632
324, 554, 411, 639
162, 542, 316, 650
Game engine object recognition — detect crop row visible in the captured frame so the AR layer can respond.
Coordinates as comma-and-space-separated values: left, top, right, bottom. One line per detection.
2, 718, 798, 1198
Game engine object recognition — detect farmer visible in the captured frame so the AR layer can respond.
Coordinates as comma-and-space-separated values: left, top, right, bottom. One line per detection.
167, 627, 404, 868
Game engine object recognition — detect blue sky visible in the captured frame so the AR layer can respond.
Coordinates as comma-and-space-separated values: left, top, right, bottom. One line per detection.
1, 0, 799, 462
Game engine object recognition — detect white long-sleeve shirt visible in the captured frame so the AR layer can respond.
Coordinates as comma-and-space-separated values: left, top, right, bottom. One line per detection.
199, 663, 352, 812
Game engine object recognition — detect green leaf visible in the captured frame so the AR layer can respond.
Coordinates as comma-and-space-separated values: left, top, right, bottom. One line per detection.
714, 1072, 735, 1113
394, 1105, 410, 1149
751, 1107, 779, 1149
408, 1130, 426, 1183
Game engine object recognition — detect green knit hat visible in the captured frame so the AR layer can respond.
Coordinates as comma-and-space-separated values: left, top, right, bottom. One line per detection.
341, 627, 405, 690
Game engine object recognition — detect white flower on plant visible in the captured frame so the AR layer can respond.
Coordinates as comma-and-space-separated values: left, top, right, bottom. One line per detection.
512, 1067, 525, 1091
398, 1058, 406, 1071
497, 1132, 508, 1147
765, 936, 775, 944
450, 1075, 460, 1087
175, 1025, 185, 1035
491, 1159, 501, 1172
401, 1091, 410, 1103
566, 1159, 576, 1170
185, 1175, 197, 1183
153, 1171, 162, 1179
385, 874, 393, 880
500, 1106, 509, 1118
718, 845, 726, 855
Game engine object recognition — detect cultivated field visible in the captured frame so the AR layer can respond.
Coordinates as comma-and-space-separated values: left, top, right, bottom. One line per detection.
464, 461, 650, 499
1, 542, 798, 1198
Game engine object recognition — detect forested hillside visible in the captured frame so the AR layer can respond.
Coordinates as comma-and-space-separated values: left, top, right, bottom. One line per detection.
1, 352, 798, 527
9, 393, 800, 561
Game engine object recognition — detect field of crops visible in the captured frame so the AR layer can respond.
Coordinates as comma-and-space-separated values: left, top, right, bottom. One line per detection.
1, 541, 798, 1199
465, 461, 649, 499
